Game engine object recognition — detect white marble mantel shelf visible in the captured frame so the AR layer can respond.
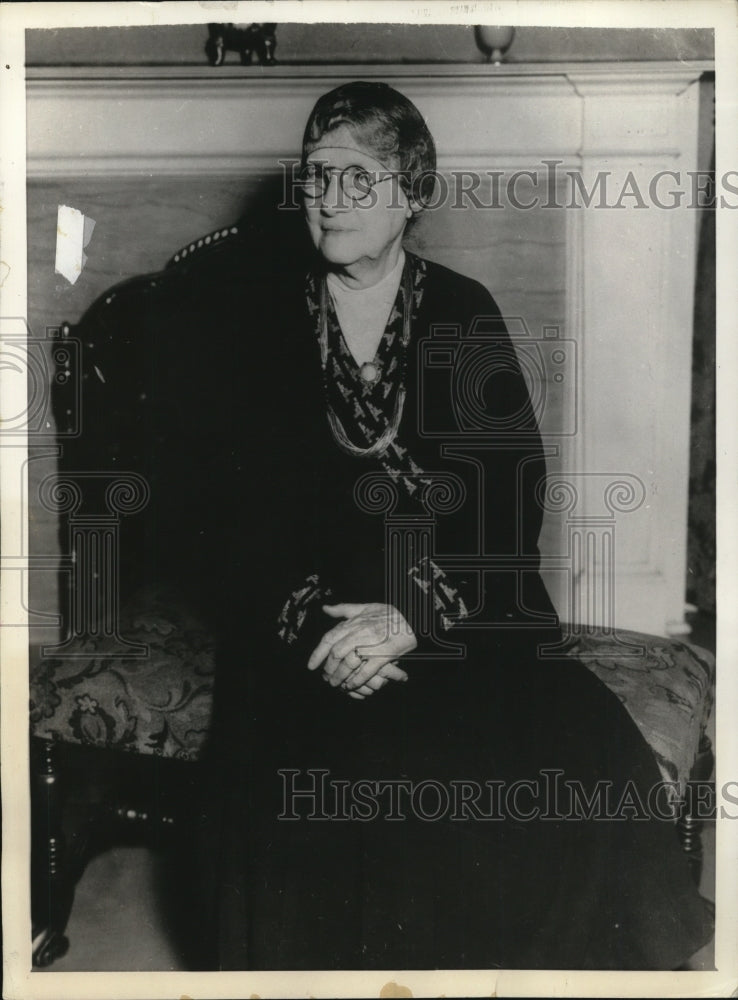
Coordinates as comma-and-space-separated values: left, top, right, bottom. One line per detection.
26, 60, 714, 79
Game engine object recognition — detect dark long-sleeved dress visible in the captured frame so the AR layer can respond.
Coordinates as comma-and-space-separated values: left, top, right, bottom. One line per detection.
203, 251, 712, 970
67, 240, 713, 970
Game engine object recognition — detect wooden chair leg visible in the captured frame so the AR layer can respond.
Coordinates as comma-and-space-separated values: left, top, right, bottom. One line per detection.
676, 732, 715, 886
31, 739, 72, 967
31, 739, 197, 966
30, 740, 109, 966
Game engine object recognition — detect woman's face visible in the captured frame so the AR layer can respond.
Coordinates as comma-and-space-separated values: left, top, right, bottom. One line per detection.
303, 124, 413, 275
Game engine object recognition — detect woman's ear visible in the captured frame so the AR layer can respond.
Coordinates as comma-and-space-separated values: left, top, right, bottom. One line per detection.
399, 171, 426, 220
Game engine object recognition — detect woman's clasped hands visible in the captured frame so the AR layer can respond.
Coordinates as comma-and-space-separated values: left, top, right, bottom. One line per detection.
307, 602, 417, 700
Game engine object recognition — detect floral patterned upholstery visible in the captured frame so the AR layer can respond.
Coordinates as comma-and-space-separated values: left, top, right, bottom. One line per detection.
561, 629, 715, 795
30, 589, 215, 761
30, 599, 714, 793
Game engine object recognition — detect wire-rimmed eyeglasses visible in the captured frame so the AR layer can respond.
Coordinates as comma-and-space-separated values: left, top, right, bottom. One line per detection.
297, 162, 408, 205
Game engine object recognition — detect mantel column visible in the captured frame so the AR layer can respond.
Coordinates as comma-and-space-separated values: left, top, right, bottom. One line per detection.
565, 69, 703, 635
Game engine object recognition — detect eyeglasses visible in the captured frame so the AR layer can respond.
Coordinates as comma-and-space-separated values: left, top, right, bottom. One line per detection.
297, 162, 407, 204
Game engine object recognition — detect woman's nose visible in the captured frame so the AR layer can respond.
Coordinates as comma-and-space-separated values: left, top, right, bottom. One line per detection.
321, 172, 349, 213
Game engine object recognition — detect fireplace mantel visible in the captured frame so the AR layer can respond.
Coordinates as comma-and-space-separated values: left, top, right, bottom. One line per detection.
26, 61, 709, 176
25, 61, 710, 637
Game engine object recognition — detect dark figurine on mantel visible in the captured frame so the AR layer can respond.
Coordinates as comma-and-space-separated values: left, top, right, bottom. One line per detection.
205, 23, 277, 66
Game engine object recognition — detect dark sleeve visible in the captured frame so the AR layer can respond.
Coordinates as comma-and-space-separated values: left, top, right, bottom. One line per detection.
400, 270, 556, 653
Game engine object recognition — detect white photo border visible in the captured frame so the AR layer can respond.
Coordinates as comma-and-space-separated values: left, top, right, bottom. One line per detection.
2, 2, 736, 997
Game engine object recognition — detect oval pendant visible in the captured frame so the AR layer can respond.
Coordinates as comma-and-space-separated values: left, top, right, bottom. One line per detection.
359, 361, 380, 383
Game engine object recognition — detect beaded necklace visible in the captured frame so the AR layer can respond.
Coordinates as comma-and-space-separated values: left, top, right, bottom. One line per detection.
317, 260, 413, 459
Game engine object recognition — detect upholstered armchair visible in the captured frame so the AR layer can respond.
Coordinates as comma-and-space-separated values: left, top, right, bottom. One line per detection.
29, 226, 716, 967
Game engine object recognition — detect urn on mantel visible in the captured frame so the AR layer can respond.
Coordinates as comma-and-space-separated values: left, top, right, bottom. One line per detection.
475, 25, 516, 64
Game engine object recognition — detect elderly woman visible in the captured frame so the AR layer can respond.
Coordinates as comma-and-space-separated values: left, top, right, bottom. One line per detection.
204, 81, 711, 971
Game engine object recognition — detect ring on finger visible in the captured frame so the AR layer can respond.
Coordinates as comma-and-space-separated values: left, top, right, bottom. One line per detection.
345, 648, 365, 670
346, 649, 367, 675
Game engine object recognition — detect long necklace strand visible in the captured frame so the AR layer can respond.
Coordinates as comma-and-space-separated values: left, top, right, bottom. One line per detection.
320, 264, 412, 459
